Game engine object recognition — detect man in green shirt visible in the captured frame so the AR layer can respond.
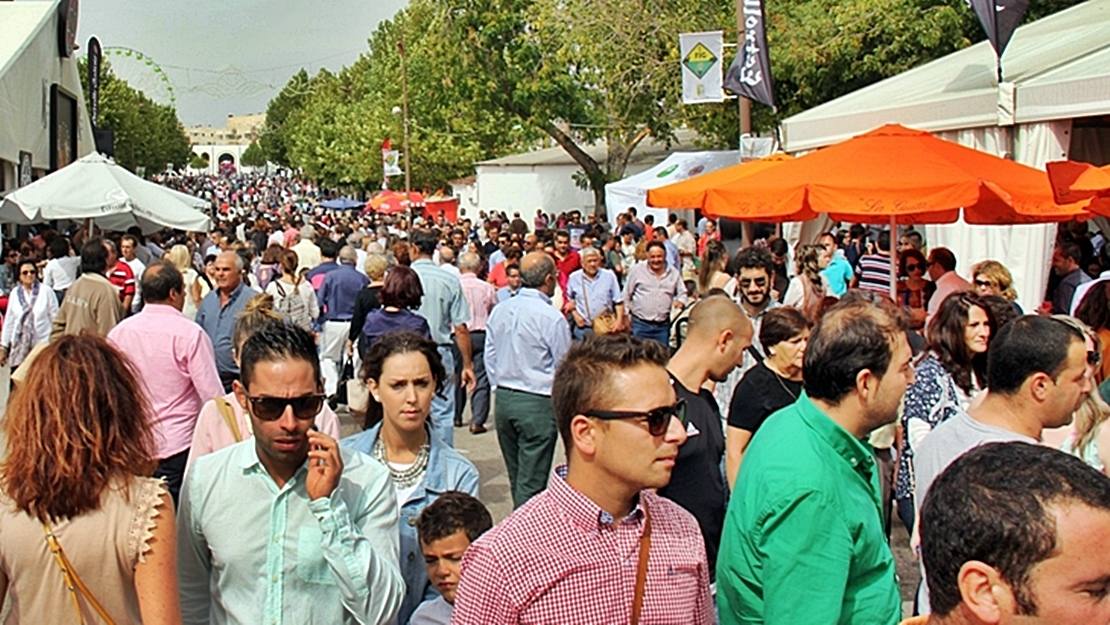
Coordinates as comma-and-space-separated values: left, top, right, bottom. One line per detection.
717, 297, 914, 625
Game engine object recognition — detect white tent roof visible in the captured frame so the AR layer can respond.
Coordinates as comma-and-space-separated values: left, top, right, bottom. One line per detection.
0, 0, 95, 169
605, 151, 741, 227
781, 0, 1110, 151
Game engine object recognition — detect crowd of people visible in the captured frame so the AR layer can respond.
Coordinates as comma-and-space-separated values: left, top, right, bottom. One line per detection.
0, 171, 1107, 625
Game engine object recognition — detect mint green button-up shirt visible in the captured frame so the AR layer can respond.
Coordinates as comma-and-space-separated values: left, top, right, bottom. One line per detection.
716, 393, 901, 625
178, 440, 404, 625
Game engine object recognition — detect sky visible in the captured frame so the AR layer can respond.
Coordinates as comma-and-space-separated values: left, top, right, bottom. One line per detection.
77, 0, 408, 127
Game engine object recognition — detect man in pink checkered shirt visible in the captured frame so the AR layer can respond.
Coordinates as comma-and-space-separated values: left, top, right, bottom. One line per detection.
452, 335, 713, 624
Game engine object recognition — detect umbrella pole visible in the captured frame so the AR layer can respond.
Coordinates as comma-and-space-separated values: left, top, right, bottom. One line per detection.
86, 217, 93, 239
889, 215, 898, 301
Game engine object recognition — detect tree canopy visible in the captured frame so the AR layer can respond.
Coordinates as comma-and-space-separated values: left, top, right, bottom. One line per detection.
268, 0, 1085, 213
78, 59, 191, 175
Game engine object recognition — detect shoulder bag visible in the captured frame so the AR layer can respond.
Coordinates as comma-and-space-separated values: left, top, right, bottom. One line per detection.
42, 523, 118, 625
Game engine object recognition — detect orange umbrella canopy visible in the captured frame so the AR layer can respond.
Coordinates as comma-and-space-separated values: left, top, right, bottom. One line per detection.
1046, 161, 1110, 216
702, 124, 1090, 225
646, 153, 793, 210
367, 190, 424, 215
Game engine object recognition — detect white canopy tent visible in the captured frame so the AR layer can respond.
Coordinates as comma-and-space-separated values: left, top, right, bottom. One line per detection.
0, 0, 95, 192
0, 153, 211, 234
778, 0, 1110, 313
605, 151, 740, 227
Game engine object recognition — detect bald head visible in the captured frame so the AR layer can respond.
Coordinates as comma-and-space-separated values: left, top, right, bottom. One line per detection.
520, 252, 556, 291
686, 295, 753, 342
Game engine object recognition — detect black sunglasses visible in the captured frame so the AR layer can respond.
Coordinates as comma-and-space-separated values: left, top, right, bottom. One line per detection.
905, 263, 922, 271
973, 279, 994, 288
1089, 350, 1102, 367
584, 400, 687, 437
739, 277, 767, 288
246, 394, 325, 421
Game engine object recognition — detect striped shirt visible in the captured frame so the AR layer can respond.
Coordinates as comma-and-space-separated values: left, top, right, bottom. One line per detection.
856, 253, 893, 294
458, 272, 497, 332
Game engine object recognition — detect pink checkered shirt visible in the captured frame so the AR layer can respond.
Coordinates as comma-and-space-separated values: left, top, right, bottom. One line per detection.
452, 466, 712, 624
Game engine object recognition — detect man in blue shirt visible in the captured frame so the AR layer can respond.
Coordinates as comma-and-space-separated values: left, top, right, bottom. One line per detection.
486, 252, 572, 507
318, 246, 369, 399
496, 264, 522, 303
819, 232, 854, 297
195, 251, 254, 391
306, 237, 341, 292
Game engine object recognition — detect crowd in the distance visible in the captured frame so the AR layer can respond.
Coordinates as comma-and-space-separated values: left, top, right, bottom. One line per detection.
0, 172, 1107, 625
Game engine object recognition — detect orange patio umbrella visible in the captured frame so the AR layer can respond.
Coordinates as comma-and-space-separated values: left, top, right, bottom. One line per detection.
1046, 160, 1110, 216
700, 124, 1092, 297
704, 124, 1090, 225
367, 190, 425, 215
646, 153, 794, 211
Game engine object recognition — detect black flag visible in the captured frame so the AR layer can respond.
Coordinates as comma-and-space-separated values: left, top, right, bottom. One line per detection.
87, 36, 102, 128
968, 0, 1029, 58
724, 0, 775, 109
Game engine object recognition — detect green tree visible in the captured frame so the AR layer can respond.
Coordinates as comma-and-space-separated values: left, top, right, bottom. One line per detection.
189, 153, 208, 170
79, 59, 191, 174
240, 141, 267, 168
258, 68, 311, 167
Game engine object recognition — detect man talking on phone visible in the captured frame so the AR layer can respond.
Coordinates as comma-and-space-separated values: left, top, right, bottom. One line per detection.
178, 320, 404, 625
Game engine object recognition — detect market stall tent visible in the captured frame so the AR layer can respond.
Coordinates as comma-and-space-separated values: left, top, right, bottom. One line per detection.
777, 0, 1110, 313
605, 151, 740, 227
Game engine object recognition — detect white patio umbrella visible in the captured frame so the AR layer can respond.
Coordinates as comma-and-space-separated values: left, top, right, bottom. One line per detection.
0, 153, 211, 234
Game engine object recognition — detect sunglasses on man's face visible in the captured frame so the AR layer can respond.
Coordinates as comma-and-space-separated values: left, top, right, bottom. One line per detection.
20, 270, 36, 276
585, 399, 687, 437
246, 394, 325, 421
739, 277, 767, 288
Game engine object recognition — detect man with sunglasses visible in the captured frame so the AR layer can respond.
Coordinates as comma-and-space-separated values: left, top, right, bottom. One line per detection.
661, 295, 752, 576
178, 321, 405, 625
717, 298, 914, 625
714, 246, 779, 414
911, 315, 1093, 614
453, 335, 712, 624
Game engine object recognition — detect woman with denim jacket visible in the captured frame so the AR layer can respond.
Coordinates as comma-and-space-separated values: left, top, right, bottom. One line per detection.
342, 331, 480, 625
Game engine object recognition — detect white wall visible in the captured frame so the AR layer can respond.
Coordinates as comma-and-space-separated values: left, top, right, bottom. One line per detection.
476, 161, 658, 222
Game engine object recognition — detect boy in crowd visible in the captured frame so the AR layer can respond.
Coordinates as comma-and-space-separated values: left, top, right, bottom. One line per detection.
409, 492, 494, 625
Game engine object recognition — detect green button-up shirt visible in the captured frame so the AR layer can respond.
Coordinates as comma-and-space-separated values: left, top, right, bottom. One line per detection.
716, 393, 901, 625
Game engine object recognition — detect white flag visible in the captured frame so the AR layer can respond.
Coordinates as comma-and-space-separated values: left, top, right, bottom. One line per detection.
680, 31, 724, 104
382, 149, 402, 177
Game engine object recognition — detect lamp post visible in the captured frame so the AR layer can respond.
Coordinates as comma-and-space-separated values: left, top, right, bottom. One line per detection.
397, 34, 412, 196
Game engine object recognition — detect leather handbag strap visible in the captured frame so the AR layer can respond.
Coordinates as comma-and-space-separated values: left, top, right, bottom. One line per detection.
42, 523, 118, 625
631, 505, 652, 625
214, 397, 243, 443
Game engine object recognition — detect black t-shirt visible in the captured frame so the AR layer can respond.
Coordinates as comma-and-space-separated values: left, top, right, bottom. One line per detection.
657, 374, 725, 576
728, 361, 803, 434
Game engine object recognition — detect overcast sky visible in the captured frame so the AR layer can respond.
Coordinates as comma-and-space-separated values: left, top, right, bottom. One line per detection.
77, 0, 407, 126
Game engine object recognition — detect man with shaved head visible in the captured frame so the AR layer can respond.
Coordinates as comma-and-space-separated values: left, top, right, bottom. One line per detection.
486, 251, 572, 507
662, 295, 753, 574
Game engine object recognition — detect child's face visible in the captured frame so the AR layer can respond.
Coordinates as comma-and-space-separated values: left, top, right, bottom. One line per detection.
421, 530, 471, 604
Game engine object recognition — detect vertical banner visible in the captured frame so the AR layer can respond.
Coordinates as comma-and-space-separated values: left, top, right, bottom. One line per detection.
968, 0, 1029, 57
87, 36, 101, 128
724, 0, 776, 109
382, 139, 402, 177
679, 31, 724, 104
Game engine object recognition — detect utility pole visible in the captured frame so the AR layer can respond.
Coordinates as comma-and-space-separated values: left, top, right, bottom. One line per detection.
736, 0, 754, 246
398, 34, 412, 196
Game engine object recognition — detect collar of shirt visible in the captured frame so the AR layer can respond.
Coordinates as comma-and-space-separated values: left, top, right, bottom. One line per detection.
794, 392, 876, 479
549, 465, 645, 532
140, 302, 185, 317
234, 438, 309, 485
350, 423, 456, 503
219, 282, 248, 307
516, 287, 552, 305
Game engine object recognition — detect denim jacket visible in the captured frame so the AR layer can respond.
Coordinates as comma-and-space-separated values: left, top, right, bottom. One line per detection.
341, 423, 480, 625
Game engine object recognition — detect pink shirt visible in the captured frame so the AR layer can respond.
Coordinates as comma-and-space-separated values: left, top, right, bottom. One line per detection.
185, 391, 342, 472
459, 272, 497, 332
107, 304, 224, 459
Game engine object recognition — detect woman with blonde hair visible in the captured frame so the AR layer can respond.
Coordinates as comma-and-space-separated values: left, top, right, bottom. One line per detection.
187, 294, 341, 469
972, 260, 1022, 314
697, 239, 731, 294
782, 243, 828, 321
166, 243, 204, 320
0, 335, 180, 624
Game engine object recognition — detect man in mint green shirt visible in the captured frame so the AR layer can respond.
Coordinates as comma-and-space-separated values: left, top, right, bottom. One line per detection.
178, 322, 404, 625
717, 297, 914, 624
